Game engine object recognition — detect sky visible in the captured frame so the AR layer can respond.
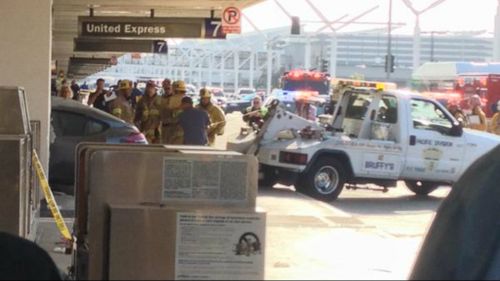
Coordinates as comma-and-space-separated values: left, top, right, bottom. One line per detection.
242, 0, 500, 36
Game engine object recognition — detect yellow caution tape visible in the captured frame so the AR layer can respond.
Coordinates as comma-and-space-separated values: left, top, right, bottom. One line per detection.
32, 150, 73, 242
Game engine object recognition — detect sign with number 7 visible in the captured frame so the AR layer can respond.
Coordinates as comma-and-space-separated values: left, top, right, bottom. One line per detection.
204, 18, 227, 39
153, 40, 168, 54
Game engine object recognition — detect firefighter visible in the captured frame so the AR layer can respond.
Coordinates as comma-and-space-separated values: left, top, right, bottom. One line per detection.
135, 80, 163, 144
160, 79, 172, 143
109, 80, 134, 124
447, 101, 468, 127
161, 78, 172, 97
489, 101, 500, 135
467, 95, 487, 131
197, 88, 226, 146
162, 80, 187, 144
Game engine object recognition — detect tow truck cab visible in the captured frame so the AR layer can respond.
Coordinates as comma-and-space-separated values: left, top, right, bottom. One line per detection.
250, 88, 500, 201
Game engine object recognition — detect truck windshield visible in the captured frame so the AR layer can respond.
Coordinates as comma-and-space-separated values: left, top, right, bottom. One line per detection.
345, 92, 373, 120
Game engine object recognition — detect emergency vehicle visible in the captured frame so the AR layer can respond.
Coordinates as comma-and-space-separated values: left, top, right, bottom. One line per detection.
454, 74, 500, 116
331, 78, 397, 103
267, 70, 330, 115
281, 70, 331, 96
412, 62, 500, 117
228, 86, 500, 201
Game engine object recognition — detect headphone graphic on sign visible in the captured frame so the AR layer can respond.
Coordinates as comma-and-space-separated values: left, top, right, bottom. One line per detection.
235, 232, 262, 256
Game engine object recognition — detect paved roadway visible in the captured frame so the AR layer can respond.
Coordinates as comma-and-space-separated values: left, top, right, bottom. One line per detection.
259, 185, 450, 280
38, 112, 451, 280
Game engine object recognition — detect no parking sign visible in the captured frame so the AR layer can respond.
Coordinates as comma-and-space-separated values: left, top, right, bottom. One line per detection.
222, 7, 241, 34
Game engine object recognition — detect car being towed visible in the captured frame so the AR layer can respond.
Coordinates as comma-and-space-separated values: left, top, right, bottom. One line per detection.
49, 97, 147, 194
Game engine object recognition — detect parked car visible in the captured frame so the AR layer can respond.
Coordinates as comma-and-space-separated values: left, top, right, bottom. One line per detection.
209, 87, 228, 111
49, 97, 147, 194
186, 84, 197, 96
225, 99, 252, 114
238, 88, 257, 96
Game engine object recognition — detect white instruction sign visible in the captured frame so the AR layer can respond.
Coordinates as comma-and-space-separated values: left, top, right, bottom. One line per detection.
163, 157, 248, 202
175, 212, 266, 280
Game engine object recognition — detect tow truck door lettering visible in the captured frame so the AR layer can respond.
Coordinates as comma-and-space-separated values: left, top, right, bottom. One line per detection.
404, 133, 464, 181
361, 154, 401, 177
403, 129, 465, 181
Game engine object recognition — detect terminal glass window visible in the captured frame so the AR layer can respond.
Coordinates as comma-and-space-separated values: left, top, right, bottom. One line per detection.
411, 99, 453, 134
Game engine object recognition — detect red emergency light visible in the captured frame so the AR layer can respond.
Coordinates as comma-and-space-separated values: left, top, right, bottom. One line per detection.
289, 71, 302, 79
286, 70, 327, 81
480, 77, 488, 87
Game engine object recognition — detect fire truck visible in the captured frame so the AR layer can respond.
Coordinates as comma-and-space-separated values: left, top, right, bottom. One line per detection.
412, 62, 500, 117
281, 70, 331, 96
268, 70, 331, 115
454, 74, 500, 117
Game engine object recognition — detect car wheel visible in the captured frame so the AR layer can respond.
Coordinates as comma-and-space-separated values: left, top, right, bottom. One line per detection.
298, 157, 346, 202
405, 181, 440, 196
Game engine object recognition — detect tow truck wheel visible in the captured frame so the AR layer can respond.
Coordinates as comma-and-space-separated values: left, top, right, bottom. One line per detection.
299, 158, 346, 202
405, 181, 440, 196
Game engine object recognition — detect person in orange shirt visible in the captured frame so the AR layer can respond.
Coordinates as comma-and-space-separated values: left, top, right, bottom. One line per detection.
467, 95, 487, 132
58, 85, 73, 100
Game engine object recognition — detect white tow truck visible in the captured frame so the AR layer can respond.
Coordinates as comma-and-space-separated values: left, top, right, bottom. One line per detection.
228, 87, 500, 201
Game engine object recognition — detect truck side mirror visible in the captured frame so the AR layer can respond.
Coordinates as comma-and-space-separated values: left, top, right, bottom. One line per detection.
450, 122, 463, 137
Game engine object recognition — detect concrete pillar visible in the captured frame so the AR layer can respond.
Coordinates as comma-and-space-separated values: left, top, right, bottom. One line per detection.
249, 52, 255, 89
188, 51, 194, 84
305, 37, 312, 70
275, 51, 281, 73
0, 0, 52, 169
208, 54, 214, 87
413, 18, 422, 70
330, 32, 338, 77
267, 49, 273, 96
234, 51, 239, 92
198, 58, 203, 89
494, 0, 500, 61
220, 55, 225, 89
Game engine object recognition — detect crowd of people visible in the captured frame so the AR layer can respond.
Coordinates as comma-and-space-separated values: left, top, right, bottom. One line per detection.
51, 70, 88, 101
52, 67, 277, 146
82, 77, 227, 146
447, 94, 500, 135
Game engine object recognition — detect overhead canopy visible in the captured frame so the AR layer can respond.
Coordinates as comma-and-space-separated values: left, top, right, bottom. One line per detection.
413, 62, 500, 81
53, 0, 264, 78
